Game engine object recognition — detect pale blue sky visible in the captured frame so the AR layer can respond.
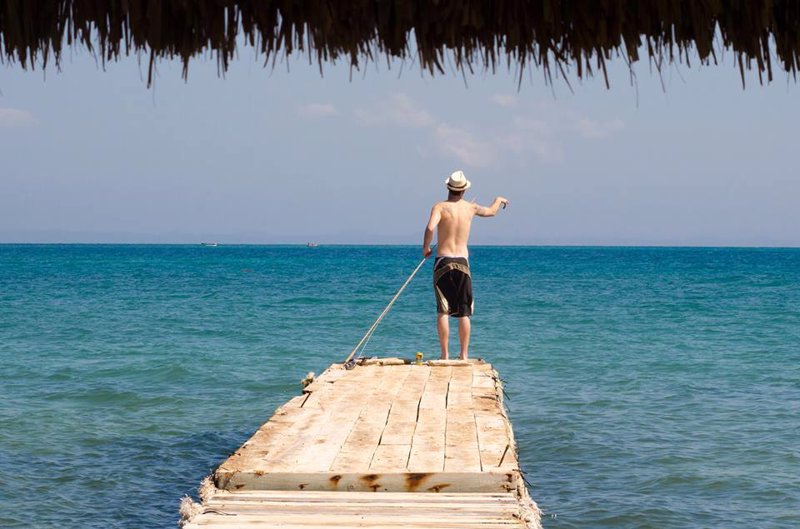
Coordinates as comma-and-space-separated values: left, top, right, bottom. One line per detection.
1, 46, 798, 245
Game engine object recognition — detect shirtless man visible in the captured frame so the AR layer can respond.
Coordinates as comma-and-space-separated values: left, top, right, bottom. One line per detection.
422, 170, 509, 359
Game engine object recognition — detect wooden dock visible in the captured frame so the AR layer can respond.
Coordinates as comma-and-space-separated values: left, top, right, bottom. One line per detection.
181, 359, 541, 528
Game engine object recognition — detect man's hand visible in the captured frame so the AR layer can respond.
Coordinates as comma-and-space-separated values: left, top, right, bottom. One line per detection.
423, 246, 433, 258
497, 196, 510, 209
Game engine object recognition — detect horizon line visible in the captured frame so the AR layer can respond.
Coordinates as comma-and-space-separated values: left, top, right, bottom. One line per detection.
2, 242, 799, 250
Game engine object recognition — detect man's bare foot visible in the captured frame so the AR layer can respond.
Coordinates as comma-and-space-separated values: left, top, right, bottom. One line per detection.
440, 353, 449, 360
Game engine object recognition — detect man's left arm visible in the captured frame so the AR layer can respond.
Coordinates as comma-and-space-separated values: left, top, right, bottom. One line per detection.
422, 205, 440, 258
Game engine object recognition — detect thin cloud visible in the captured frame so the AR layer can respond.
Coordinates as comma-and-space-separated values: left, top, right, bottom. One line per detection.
354, 93, 434, 128
497, 132, 564, 164
434, 124, 496, 168
352, 95, 617, 166
490, 94, 518, 107
0, 108, 37, 127
497, 117, 564, 164
574, 117, 625, 139
298, 103, 337, 119
512, 116, 553, 136
433, 115, 564, 167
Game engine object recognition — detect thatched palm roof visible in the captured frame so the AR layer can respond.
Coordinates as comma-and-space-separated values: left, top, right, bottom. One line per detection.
1, 1, 798, 87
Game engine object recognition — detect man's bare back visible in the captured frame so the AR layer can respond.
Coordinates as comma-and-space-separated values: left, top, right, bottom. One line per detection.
421, 171, 508, 360
423, 197, 509, 259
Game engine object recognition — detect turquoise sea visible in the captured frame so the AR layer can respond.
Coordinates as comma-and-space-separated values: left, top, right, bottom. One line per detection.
1, 245, 798, 528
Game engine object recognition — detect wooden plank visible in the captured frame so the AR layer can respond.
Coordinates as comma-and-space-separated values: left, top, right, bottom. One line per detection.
184, 513, 524, 529
471, 385, 496, 399
290, 415, 362, 472
306, 381, 380, 469
446, 405, 475, 424
449, 364, 474, 380
446, 390, 473, 409
370, 444, 411, 471
472, 363, 494, 375
216, 471, 517, 493
379, 420, 417, 446
202, 495, 516, 508
362, 357, 408, 366
472, 394, 501, 414
207, 490, 518, 502
188, 501, 523, 526
204, 499, 518, 510
407, 406, 446, 472
418, 366, 450, 409
203, 491, 519, 505
472, 372, 496, 388
330, 410, 388, 473
189, 513, 519, 524
332, 366, 412, 472
199, 506, 518, 517
330, 396, 391, 472
201, 506, 517, 516
368, 365, 413, 405
475, 413, 516, 470
428, 366, 453, 381
444, 403, 480, 473
414, 408, 446, 432
407, 444, 445, 472
266, 367, 387, 472
426, 359, 473, 367
377, 366, 430, 449
267, 408, 351, 470
216, 404, 325, 474
185, 490, 527, 529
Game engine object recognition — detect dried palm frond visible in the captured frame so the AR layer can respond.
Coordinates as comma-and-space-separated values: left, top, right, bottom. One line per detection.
1, 1, 798, 87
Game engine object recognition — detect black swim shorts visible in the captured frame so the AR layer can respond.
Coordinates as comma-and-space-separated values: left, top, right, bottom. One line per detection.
433, 257, 473, 318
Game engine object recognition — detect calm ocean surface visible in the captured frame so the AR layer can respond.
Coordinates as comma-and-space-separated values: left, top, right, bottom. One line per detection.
1, 245, 798, 528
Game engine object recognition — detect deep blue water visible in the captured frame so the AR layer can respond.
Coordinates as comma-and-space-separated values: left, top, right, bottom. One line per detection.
1, 245, 798, 528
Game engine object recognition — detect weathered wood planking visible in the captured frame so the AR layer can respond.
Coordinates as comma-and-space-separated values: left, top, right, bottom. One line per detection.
215, 361, 520, 492
183, 490, 528, 528
187, 360, 542, 528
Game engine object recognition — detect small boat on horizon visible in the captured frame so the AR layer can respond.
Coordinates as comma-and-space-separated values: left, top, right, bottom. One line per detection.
306, 242, 319, 248
201, 242, 219, 247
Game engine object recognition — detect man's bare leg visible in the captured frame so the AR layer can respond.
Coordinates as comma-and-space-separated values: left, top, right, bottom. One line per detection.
437, 313, 450, 359
458, 317, 471, 360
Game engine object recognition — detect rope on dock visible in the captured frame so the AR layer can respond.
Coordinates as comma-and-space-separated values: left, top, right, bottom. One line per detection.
179, 476, 222, 527
344, 254, 430, 366
179, 496, 202, 524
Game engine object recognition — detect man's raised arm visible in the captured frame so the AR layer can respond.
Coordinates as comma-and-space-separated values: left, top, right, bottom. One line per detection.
422, 205, 441, 258
474, 196, 510, 217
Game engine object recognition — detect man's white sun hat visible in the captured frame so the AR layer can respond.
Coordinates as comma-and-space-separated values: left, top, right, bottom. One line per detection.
445, 170, 471, 191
